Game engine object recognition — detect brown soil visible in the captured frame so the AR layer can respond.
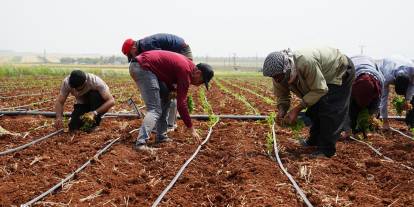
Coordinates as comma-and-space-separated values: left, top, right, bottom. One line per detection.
1, 76, 413, 206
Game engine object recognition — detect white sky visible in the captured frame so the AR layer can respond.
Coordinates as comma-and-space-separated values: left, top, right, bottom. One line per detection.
0, 0, 412, 58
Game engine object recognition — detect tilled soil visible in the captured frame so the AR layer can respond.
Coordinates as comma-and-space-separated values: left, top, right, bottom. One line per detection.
1, 76, 414, 206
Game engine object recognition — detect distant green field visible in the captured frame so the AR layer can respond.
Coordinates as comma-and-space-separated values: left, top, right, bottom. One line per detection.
0, 64, 263, 78
0, 64, 129, 77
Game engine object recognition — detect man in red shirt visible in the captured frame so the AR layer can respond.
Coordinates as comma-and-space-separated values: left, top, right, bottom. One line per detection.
129, 50, 214, 150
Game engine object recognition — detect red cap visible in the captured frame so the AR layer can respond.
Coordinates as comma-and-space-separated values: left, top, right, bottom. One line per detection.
122, 38, 134, 55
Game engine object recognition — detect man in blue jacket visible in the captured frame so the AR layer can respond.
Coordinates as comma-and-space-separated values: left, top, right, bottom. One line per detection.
122, 33, 193, 62
378, 58, 414, 129
122, 33, 193, 131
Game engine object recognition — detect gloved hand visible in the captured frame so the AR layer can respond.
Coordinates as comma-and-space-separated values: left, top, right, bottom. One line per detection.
403, 101, 413, 111
81, 112, 96, 124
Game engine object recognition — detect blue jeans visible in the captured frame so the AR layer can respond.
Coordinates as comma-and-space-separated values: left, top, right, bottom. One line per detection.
167, 99, 177, 127
129, 62, 171, 144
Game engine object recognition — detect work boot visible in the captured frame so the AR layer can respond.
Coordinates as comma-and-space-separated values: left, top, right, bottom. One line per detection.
155, 134, 173, 144
167, 124, 178, 132
134, 143, 152, 151
309, 150, 336, 158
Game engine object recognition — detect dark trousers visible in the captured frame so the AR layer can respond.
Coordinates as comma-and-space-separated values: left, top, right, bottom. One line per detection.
344, 99, 361, 132
69, 90, 104, 131
305, 57, 355, 157
405, 97, 414, 128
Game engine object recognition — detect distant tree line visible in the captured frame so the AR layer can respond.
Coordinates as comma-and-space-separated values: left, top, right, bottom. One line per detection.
60, 56, 128, 65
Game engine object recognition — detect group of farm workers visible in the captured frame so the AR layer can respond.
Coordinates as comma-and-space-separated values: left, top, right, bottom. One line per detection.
53, 33, 414, 158
54, 33, 214, 151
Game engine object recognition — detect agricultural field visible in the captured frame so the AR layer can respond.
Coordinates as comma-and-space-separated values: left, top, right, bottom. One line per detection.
0, 66, 414, 206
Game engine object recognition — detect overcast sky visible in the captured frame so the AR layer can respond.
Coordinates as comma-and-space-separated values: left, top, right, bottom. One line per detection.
0, 0, 412, 58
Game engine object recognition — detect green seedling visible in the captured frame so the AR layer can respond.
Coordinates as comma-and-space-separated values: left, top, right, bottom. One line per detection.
265, 132, 274, 155
289, 119, 305, 140
80, 113, 96, 132
63, 116, 69, 133
187, 95, 195, 114
392, 96, 405, 116
208, 114, 219, 127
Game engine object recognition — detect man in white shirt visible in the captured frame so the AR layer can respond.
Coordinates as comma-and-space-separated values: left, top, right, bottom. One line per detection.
54, 70, 115, 131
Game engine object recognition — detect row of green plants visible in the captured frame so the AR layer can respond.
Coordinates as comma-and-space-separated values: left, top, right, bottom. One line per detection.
198, 87, 218, 126
214, 79, 260, 115
218, 78, 274, 105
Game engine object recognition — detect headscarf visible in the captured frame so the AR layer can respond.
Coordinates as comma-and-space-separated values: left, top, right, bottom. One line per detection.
263, 49, 295, 77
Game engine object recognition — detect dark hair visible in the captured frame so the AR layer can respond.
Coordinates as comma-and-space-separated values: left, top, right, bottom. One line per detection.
69, 70, 86, 88
196, 63, 214, 90
395, 74, 409, 95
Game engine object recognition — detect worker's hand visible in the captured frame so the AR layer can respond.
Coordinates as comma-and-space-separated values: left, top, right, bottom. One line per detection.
403, 101, 413, 111
81, 112, 96, 122
54, 118, 63, 130
284, 110, 299, 125
276, 110, 286, 125
189, 127, 201, 142
284, 107, 300, 125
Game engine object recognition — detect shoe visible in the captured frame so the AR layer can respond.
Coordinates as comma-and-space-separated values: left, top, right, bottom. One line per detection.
309, 150, 335, 158
134, 143, 151, 151
155, 137, 173, 144
167, 124, 178, 132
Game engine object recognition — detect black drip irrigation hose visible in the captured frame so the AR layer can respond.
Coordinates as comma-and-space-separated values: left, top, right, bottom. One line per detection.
0, 110, 311, 121
1, 110, 406, 122
348, 136, 414, 172
20, 137, 121, 207
271, 123, 313, 207
151, 118, 220, 207
0, 110, 269, 120
389, 127, 414, 140
0, 129, 63, 156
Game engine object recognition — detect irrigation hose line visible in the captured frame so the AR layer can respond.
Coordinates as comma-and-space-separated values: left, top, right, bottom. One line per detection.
389, 127, 414, 140
0, 110, 407, 121
0, 110, 269, 120
151, 118, 220, 207
21, 137, 121, 207
272, 123, 314, 207
0, 129, 63, 156
349, 136, 414, 172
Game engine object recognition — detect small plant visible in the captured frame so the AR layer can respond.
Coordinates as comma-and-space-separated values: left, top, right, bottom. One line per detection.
266, 112, 276, 126
63, 116, 70, 133
356, 108, 370, 133
208, 114, 219, 127
187, 95, 195, 114
370, 117, 383, 130
80, 113, 96, 132
265, 132, 274, 155
199, 87, 213, 115
355, 109, 382, 139
392, 96, 405, 116
289, 120, 305, 139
